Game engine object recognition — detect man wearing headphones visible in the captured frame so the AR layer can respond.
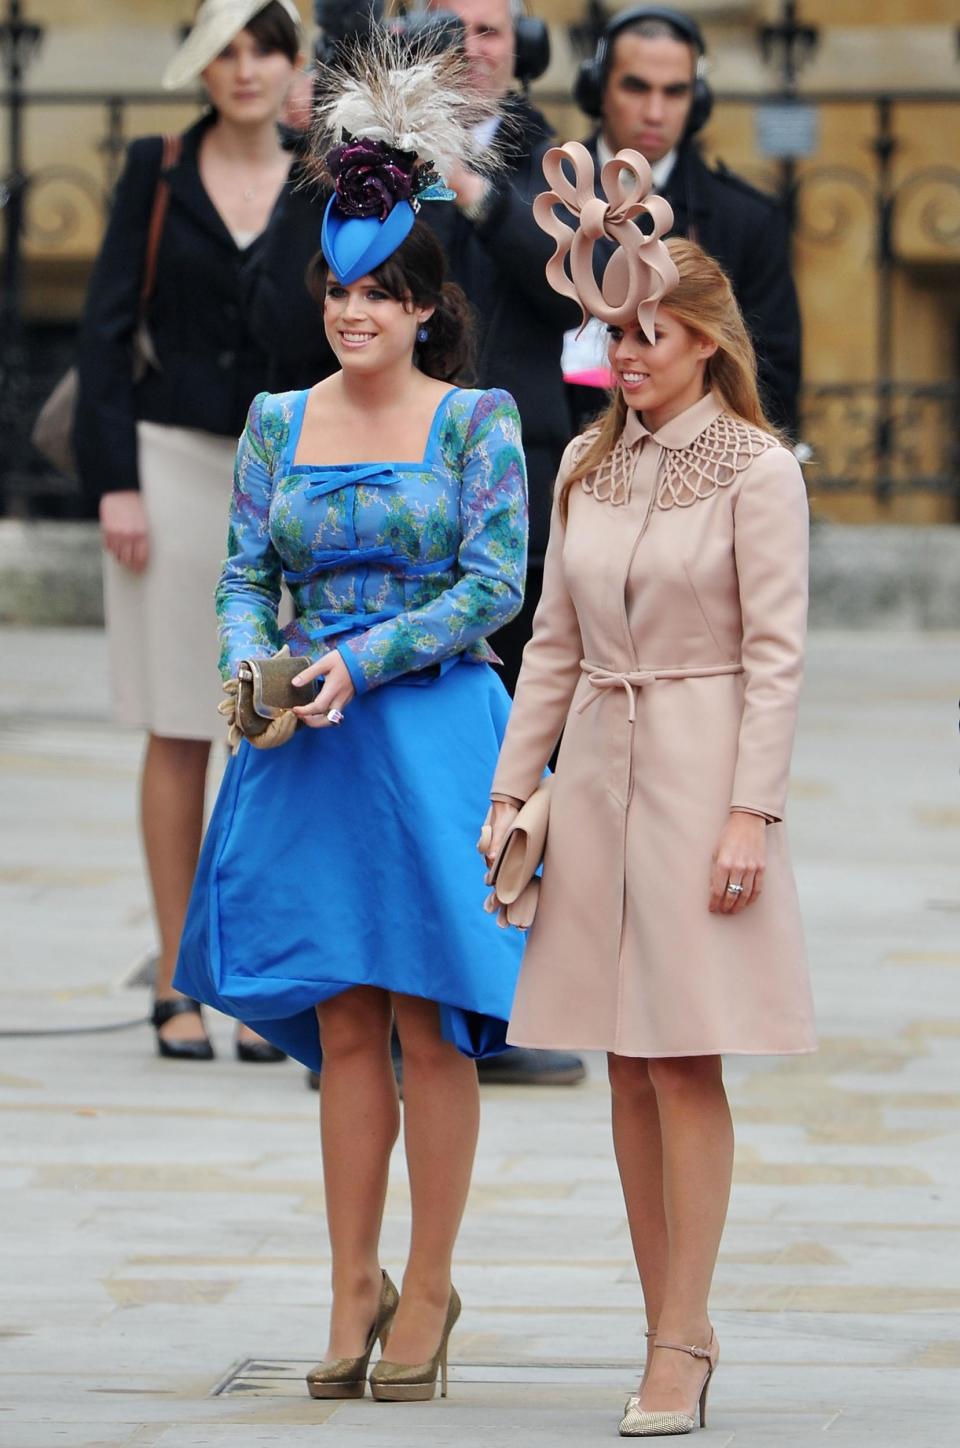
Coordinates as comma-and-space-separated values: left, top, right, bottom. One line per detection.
572, 5, 802, 438
424, 0, 579, 667
425, 0, 587, 1088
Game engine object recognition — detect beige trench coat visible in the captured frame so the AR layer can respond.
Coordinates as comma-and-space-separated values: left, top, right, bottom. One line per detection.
492, 391, 816, 1057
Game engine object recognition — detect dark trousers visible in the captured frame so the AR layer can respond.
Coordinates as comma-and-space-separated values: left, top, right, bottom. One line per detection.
485, 560, 575, 1068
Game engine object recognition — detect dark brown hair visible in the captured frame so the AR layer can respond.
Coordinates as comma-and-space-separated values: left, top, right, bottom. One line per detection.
307, 218, 475, 383
561, 237, 782, 519
243, 1, 300, 63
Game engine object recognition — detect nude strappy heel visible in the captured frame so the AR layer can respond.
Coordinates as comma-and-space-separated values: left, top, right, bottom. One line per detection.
637, 1326, 657, 1391
619, 1328, 718, 1437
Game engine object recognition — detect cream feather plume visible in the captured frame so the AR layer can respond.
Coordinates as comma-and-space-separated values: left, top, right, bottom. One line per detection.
312, 32, 503, 182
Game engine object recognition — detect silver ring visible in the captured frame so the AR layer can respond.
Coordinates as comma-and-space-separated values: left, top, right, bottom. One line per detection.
726, 882, 744, 895
327, 708, 345, 725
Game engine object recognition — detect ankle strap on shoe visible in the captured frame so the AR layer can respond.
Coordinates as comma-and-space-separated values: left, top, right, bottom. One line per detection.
151, 996, 202, 1028
655, 1340, 711, 1359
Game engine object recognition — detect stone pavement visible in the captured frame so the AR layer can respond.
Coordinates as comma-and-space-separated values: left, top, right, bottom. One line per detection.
1, 628, 958, 1448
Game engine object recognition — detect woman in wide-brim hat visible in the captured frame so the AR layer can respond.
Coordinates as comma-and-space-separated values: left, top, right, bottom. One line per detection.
73, 1, 315, 1063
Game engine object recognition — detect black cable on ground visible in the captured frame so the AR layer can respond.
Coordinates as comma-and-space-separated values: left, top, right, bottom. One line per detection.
0, 1017, 149, 1038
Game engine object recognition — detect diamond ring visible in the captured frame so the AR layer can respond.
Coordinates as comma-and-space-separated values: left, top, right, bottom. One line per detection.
725, 882, 744, 895
327, 708, 345, 726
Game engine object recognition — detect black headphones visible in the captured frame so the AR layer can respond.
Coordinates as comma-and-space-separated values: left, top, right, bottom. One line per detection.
511, 0, 551, 86
574, 5, 712, 137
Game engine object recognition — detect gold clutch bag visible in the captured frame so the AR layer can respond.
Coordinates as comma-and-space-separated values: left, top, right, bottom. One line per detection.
482, 776, 554, 930
235, 652, 316, 740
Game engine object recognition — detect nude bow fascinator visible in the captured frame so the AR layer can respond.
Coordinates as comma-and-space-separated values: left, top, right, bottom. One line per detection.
533, 141, 679, 344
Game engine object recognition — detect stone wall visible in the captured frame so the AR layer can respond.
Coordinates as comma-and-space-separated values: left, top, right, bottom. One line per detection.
2, 520, 958, 629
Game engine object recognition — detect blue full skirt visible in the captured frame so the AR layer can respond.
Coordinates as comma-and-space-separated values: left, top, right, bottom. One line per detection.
175, 659, 524, 1068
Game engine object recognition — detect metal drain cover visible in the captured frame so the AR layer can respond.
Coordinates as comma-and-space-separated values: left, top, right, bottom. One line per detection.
216, 1360, 633, 1396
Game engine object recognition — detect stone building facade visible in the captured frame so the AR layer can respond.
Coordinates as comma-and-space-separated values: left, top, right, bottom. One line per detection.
11, 1, 960, 520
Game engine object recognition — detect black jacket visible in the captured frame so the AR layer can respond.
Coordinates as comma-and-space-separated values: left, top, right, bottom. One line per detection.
422, 96, 579, 556
250, 95, 579, 559
585, 136, 802, 438
74, 114, 321, 500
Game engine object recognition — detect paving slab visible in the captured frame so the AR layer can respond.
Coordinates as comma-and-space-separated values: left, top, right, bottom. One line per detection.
1, 627, 958, 1448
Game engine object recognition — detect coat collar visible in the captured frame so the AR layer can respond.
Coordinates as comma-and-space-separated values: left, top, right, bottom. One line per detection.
582, 134, 709, 220
660, 142, 711, 222
594, 132, 677, 192
622, 390, 723, 450
166, 112, 268, 254
165, 113, 232, 249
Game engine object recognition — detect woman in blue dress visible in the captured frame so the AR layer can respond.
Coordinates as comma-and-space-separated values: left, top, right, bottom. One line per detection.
176, 47, 527, 1404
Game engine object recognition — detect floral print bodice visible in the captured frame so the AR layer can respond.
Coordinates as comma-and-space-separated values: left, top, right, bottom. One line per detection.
216, 387, 528, 693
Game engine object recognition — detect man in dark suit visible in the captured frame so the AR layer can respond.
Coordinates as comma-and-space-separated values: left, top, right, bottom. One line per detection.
421, 0, 585, 1086
422, 0, 579, 682
572, 5, 801, 438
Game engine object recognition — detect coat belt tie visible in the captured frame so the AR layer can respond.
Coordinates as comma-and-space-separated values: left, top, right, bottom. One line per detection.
576, 660, 744, 723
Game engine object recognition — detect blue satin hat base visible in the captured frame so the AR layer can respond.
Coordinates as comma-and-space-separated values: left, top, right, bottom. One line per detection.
321, 197, 417, 285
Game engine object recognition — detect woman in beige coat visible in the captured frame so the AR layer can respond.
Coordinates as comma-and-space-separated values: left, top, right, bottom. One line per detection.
484, 146, 816, 1439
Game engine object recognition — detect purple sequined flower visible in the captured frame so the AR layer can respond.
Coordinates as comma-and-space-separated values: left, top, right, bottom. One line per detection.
326, 137, 417, 220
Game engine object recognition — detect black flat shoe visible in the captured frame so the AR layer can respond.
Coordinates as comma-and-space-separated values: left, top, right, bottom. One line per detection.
151, 996, 215, 1061
235, 1031, 287, 1064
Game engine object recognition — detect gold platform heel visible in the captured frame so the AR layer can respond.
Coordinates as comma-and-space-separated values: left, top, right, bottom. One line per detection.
619, 1328, 718, 1436
306, 1270, 399, 1400
369, 1286, 461, 1402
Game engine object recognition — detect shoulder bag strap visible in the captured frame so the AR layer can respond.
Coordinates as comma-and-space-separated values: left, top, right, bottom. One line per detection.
138, 133, 183, 318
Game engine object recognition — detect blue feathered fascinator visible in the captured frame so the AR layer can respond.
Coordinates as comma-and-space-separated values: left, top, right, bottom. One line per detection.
321, 137, 455, 285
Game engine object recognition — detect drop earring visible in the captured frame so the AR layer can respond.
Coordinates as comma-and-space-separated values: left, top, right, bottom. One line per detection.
417, 325, 430, 343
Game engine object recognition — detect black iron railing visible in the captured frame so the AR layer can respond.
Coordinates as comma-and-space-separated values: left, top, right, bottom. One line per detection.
1, 86, 202, 516
801, 382, 960, 501
3, 76, 960, 516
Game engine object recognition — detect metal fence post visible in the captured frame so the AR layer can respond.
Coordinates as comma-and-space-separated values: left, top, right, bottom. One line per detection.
0, 0, 44, 517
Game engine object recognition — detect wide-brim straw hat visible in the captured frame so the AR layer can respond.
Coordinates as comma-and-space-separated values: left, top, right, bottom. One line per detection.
162, 0, 303, 91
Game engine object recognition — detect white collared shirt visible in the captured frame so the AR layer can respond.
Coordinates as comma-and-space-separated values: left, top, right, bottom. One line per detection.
596, 136, 677, 191
472, 116, 501, 151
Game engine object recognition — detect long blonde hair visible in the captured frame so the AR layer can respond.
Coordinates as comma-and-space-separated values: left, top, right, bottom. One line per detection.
561, 238, 782, 520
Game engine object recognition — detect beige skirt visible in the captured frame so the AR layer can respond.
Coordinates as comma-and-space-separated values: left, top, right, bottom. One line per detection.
103, 422, 236, 741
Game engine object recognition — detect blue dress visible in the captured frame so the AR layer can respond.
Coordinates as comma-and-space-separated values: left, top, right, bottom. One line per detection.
175, 386, 529, 1068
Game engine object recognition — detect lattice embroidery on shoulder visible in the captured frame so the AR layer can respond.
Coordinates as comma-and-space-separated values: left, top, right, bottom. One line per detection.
566, 427, 600, 468
579, 435, 636, 507
656, 413, 778, 510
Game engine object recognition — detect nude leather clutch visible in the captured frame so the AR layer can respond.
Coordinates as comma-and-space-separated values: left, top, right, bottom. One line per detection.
483, 775, 554, 930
